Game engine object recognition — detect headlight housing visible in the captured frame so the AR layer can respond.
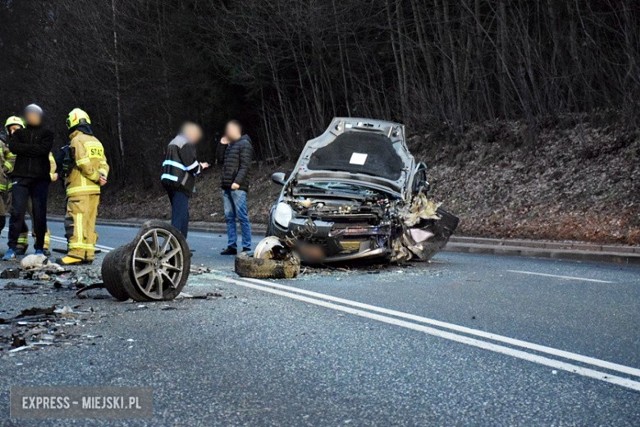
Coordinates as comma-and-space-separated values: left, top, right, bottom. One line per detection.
273, 202, 293, 228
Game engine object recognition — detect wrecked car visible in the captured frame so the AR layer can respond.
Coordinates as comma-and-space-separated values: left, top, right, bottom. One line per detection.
267, 118, 459, 264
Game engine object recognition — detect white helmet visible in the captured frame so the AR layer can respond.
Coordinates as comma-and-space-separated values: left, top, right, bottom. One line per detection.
254, 236, 285, 259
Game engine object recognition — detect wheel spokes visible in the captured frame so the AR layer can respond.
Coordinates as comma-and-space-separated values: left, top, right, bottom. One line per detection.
135, 265, 155, 279
132, 228, 185, 299
162, 247, 181, 262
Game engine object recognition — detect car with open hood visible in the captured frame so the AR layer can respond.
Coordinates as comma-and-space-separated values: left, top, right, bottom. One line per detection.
267, 118, 459, 264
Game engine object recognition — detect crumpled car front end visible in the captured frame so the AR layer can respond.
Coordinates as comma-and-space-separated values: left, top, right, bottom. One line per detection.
269, 184, 400, 263
267, 117, 459, 264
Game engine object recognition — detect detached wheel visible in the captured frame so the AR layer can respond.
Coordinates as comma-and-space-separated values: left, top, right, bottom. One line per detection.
101, 221, 191, 302
127, 222, 191, 301
235, 252, 300, 279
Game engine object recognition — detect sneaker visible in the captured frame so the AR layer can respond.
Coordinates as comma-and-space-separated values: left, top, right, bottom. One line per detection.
2, 248, 16, 261
220, 247, 238, 256
34, 249, 46, 256
242, 247, 252, 253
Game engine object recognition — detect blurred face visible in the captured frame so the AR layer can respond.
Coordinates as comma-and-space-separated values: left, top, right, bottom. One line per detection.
25, 111, 42, 126
182, 123, 203, 144
7, 125, 22, 135
225, 122, 242, 141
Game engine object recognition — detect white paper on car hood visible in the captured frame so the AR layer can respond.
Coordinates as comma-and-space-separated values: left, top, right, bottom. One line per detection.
349, 152, 368, 165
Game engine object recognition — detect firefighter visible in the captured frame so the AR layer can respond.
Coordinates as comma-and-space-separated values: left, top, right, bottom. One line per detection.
58, 108, 109, 265
0, 117, 20, 236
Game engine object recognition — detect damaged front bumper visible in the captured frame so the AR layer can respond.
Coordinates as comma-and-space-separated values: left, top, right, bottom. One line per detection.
271, 205, 459, 264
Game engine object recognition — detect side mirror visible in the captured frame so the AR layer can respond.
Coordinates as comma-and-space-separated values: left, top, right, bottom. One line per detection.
271, 172, 286, 186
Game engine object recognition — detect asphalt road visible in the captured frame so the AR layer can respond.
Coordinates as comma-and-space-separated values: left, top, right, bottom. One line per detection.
1, 221, 639, 426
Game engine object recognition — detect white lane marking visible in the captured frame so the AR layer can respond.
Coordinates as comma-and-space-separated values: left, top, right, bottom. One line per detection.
214, 272, 640, 379
506, 270, 614, 284
50, 236, 114, 253
213, 274, 640, 392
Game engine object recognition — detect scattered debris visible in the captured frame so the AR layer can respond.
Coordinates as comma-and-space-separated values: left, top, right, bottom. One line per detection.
235, 250, 301, 279
16, 306, 56, 318
190, 265, 212, 275
175, 292, 222, 300
54, 306, 75, 317
21, 255, 66, 273
0, 304, 97, 354
0, 269, 21, 279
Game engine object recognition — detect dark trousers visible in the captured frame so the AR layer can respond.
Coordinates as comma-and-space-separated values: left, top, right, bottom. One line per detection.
9, 179, 49, 251
166, 188, 190, 237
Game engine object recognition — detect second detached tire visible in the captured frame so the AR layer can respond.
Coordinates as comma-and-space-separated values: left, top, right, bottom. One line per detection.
235, 252, 301, 279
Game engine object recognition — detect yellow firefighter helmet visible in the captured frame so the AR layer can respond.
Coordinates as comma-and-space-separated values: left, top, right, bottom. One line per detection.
4, 116, 25, 131
66, 108, 92, 129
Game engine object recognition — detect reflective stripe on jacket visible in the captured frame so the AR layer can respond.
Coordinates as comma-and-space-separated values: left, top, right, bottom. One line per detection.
160, 135, 201, 195
65, 130, 109, 197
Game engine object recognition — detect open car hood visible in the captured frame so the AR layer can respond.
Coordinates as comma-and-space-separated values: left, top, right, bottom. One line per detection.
291, 118, 415, 197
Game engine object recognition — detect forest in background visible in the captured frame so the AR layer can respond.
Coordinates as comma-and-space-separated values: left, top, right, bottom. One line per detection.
0, 0, 638, 189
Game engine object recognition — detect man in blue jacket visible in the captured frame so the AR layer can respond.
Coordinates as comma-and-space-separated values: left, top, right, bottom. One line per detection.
217, 120, 253, 255
161, 122, 209, 237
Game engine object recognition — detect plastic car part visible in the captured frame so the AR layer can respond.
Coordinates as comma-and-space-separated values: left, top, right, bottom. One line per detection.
235, 252, 301, 279
393, 207, 459, 262
254, 236, 286, 260
101, 221, 191, 301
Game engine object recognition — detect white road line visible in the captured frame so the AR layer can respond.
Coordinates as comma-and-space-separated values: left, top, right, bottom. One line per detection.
506, 270, 614, 283
215, 272, 640, 379
50, 236, 114, 253
213, 274, 640, 392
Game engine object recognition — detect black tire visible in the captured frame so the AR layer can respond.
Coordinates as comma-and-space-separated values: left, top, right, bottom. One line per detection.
235, 252, 300, 279
101, 245, 134, 301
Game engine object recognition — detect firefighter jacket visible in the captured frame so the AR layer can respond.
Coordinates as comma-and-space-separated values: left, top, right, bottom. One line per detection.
0, 132, 16, 191
161, 134, 201, 195
66, 130, 109, 197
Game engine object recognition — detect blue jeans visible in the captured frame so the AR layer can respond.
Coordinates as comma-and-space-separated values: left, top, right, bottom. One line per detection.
222, 189, 252, 249
166, 188, 190, 237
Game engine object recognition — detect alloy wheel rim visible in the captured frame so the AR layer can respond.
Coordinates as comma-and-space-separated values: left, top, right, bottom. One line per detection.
132, 228, 184, 299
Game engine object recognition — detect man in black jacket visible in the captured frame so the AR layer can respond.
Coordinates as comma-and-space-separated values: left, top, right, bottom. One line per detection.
3, 104, 53, 260
161, 122, 209, 237
217, 120, 253, 255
